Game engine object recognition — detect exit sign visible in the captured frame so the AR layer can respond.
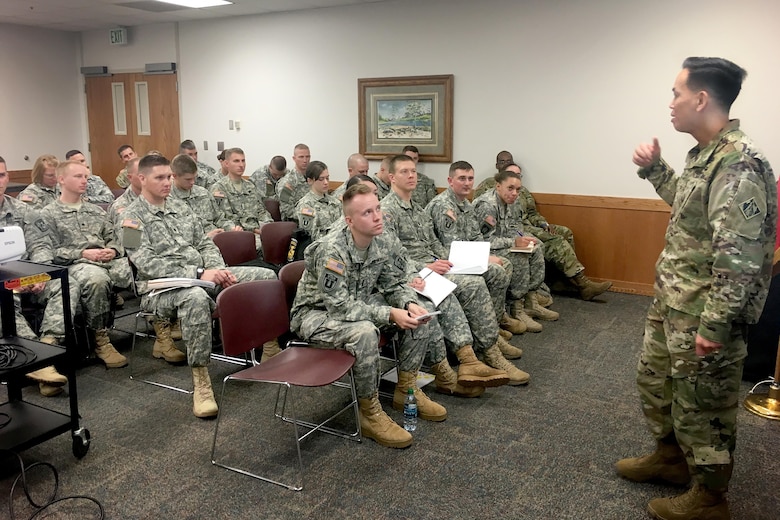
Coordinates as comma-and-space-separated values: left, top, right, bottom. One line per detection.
109, 27, 128, 46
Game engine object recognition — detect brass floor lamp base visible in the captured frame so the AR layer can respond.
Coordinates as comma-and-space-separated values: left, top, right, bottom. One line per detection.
744, 380, 780, 420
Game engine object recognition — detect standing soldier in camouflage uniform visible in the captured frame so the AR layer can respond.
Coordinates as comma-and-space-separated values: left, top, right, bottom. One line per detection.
34, 160, 131, 369
473, 170, 558, 332
18, 154, 59, 210
617, 57, 777, 520
249, 155, 289, 201
122, 155, 277, 419
295, 161, 343, 241
402, 145, 437, 208
115, 145, 137, 189
1, 155, 66, 395
170, 154, 238, 239
179, 139, 220, 189
64, 150, 114, 204
332, 153, 370, 201
210, 148, 272, 252
277, 144, 312, 221
426, 160, 525, 352
370, 156, 393, 200
382, 155, 529, 385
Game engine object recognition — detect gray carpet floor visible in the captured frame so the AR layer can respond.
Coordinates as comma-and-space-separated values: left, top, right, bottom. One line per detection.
2, 291, 779, 519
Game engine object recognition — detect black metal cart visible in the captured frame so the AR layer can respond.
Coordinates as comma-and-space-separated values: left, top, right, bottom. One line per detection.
0, 260, 90, 458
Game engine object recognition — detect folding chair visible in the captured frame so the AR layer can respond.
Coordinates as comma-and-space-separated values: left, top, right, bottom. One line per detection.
260, 221, 297, 265
264, 198, 282, 222
210, 279, 361, 491
212, 230, 257, 266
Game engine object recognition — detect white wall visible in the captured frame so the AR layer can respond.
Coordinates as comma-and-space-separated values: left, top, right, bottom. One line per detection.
0, 23, 82, 171
80, 23, 177, 73
173, 0, 780, 197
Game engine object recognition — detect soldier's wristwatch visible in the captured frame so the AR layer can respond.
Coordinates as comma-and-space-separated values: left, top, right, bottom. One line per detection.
196, 267, 205, 279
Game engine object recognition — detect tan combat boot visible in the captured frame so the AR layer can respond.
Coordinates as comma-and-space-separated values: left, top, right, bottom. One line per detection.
392, 371, 447, 421
455, 345, 509, 387
647, 484, 729, 520
358, 393, 412, 448
152, 319, 186, 364
536, 292, 554, 308
481, 344, 530, 385
429, 358, 484, 398
260, 339, 281, 363
511, 301, 543, 333
570, 271, 612, 301
497, 335, 523, 359
192, 366, 218, 418
498, 329, 513, 341
500, 312, 526, 334
170, 319, 182, 340
616, 438, 691, 486
524, 291, 560, 321
94, 329, 128, 368
27, 365, 68, 397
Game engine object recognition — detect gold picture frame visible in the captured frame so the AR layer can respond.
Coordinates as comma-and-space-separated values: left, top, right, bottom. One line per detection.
358, 74, 453, 162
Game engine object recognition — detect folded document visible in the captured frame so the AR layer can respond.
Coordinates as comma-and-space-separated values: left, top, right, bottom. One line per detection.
146, 277, 216, 296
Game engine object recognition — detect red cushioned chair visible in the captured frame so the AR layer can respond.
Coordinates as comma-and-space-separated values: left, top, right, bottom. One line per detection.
259, 221, 297, 265
210, 279, 361, 491
212, 230, 257, 266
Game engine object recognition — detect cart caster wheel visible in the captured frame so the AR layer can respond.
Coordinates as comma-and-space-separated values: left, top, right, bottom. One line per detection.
72, 428, 91, 459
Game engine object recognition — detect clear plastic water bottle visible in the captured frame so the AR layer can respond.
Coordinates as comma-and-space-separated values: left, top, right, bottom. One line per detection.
403, 387, 417, 432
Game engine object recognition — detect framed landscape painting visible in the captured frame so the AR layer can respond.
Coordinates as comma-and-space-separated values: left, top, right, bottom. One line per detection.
358, 74, 453, 162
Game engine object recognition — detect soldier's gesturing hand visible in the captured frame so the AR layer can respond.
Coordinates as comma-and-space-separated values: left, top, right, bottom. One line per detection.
632, 137, 661, 167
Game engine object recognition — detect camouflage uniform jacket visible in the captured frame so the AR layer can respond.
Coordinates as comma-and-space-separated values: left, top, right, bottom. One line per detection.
518, 186, 549, 230
116, 167, 129, 189
331, 181, 347, 201
295, 190, 343, 241
36, 199, 123, 265
276, 169, 308, 221
290, 225, 417, 332
639, 119, 777, 343
0, 195, 49, 262
171, 184, 234, 234
18, 183, 58, 210
250, 165, 289, 200
370, 174, 392, 200
472, 188, 527, 252
107, 188, 139, 230
210, 176, 271, 231
122, 195, 226, 294
426, 187, 483, 249
85, 175, 114, 204
412, 172, 438, 208
473, 176, 496, 199
380, 191, 447, 272
194, 161, 220, 189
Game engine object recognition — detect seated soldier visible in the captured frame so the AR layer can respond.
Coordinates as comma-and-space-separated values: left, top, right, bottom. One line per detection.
179, 139, 219, 189
277, 143, 312, 221
170, 154, 238, 239
18, 154, 59, 209
473, 169, 559, 331
122, 154, 277, 419
64, 149, 113, 204
250, 155, 289, 201
210, 148, 272, 252
115, 145, 137, 188
295, 161, 342, 241
34, 160, 132, 369
370, 156, 393, 200
474, 150, 513, 198
381, 155, 529, 385
332, 153, 370, 201
402, 145, 437, 208
107, 157, 141, 229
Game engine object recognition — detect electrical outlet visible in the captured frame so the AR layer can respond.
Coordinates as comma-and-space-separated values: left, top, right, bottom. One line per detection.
229, 120, 234, 130
234, 120, 241, 131
203, 140, 208, 151
217, 141, 224, 151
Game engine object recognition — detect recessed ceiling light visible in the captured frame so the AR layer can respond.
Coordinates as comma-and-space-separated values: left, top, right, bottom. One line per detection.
156, 0, 233, 8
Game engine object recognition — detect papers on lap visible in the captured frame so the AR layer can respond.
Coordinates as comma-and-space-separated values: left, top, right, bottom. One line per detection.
510, 242, 538, 253
447, 240, 489, 275
146, 277, 216, 296
413, 268, 457, 307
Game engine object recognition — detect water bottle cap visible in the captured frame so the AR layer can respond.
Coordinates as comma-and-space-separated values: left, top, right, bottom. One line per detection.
407, 388, 414, 394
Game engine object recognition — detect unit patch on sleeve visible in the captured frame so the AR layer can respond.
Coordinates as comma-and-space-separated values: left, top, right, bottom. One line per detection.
739, 197, 761, 220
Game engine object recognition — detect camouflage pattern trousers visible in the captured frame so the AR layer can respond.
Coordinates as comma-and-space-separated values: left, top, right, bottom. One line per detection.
445, 274, 499, 353
140, 266, 276, 367
534, 225, 583, 277
498, 246, 546, 303
482, 261, 512, 321
297, 293, 429, 398
637, 298, 745, 491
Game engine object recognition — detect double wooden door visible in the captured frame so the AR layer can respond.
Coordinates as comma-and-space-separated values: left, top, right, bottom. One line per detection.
85, 72, 180, 189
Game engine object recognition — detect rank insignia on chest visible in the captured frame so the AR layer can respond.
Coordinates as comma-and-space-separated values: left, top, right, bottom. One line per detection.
325, 258, 345, 275
739, 197, 761, 220
301, 207, 315, 217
